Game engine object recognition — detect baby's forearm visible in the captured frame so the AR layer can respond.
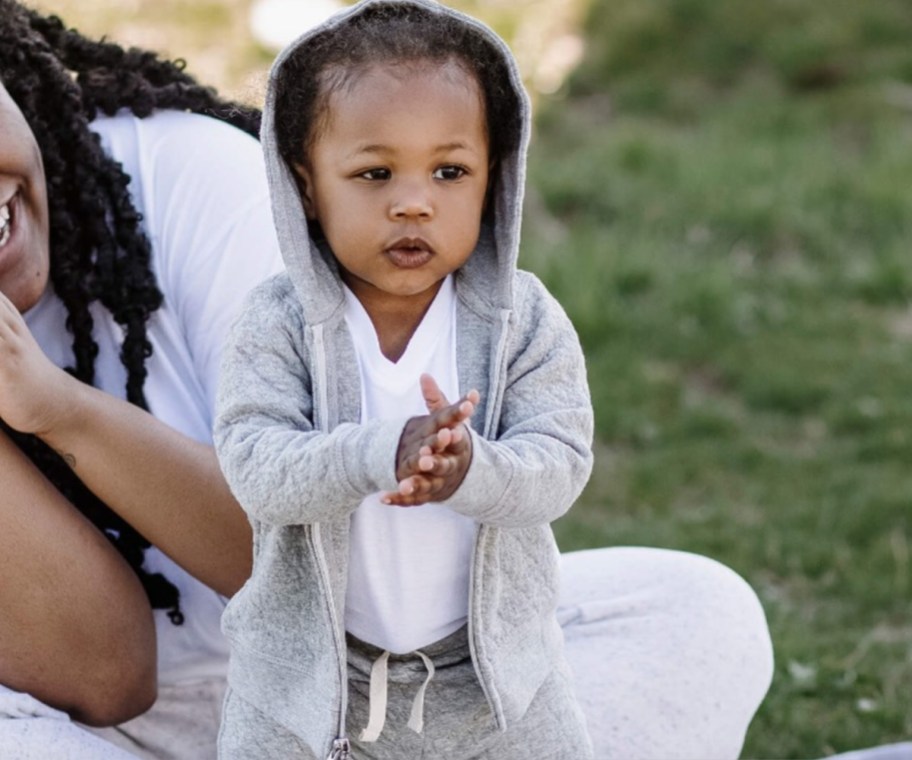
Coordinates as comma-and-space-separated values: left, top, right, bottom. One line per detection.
440, 426, 593, 528
216, 417, 404, 525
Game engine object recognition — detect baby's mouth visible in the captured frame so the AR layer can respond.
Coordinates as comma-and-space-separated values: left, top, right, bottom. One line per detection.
385, 237, 433, 268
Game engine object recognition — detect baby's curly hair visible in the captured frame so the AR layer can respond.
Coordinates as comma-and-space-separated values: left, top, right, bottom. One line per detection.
0, 0, 261, 624
274, 2, 522, 174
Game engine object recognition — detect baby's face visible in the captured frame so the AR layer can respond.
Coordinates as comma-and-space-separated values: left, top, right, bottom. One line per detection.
296, 60, 489, 309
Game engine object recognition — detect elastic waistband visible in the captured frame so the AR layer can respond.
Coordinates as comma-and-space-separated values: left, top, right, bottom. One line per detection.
346, 624, 470, 671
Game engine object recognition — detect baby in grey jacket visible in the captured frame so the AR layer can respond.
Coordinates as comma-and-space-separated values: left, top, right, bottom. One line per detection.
214, 1, 595, 758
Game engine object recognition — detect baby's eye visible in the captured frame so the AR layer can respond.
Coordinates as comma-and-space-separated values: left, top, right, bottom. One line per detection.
358, 168, 391, 181
433, 165, 467, 181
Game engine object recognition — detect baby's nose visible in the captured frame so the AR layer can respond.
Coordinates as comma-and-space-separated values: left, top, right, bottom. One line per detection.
389, 182, 434, 219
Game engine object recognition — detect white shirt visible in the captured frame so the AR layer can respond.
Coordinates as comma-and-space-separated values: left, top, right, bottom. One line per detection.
343, 276, 477, 654
24, 109, 284, 684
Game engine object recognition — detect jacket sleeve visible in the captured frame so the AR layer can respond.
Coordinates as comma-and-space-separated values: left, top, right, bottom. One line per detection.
444, 274, 594, 528
213, 281, 402, 526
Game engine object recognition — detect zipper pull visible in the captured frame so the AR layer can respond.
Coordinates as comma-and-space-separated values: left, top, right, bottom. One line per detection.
326, 736, 352, 760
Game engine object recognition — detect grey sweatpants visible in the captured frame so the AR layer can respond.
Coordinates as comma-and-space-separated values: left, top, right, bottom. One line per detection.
218, 625, 593, 759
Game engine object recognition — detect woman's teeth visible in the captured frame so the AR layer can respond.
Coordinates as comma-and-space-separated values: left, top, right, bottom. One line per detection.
0, 202, 11, 248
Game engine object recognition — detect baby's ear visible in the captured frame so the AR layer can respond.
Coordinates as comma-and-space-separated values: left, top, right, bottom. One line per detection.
291, 160, 317, 219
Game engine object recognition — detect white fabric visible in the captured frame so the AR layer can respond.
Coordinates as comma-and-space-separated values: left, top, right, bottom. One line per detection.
0, 685, 140, 759
86, 678, 227, 760
343, 276, 477, 654
558, 547, 774, 760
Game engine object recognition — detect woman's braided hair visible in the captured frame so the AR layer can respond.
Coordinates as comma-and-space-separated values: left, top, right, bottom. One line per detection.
0, 0, 261, 624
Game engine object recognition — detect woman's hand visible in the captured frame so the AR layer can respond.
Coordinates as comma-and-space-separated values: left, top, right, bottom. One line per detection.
0, 290, 75, 435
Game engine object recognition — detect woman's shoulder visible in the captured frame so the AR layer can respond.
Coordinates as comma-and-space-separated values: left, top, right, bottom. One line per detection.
89, 108, 255, 148
89, 110, 264, 192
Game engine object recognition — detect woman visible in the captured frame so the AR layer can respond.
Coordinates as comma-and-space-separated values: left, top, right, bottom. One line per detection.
0, 2, 281, 756
0, 2, 773, 758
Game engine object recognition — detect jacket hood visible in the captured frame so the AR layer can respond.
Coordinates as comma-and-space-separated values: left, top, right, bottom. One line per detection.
260, 0, 531, 325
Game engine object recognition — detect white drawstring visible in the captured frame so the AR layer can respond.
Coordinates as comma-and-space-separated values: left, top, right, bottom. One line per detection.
359, 650, 390, 743
407, 651, 436, 735
358, 649, 437, 743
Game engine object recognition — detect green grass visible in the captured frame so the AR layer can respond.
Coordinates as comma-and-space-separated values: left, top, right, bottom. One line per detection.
528, 1, 912, 756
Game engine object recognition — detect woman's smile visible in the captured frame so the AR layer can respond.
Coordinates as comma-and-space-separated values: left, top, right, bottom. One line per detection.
0, 190, 20, 250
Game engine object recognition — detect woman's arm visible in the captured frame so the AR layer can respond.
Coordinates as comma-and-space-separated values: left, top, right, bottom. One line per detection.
0, 292, 251, 597
0, 432, 157, 726
40, 381, 253, 597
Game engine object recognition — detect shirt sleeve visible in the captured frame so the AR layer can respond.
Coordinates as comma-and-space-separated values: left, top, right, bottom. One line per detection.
213, 284, 404, 527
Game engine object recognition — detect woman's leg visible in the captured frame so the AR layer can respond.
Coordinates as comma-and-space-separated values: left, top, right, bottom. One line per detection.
557, 547, 774, 760
0, 685, 141, 760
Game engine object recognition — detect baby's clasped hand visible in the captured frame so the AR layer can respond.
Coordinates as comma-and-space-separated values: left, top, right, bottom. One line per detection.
382, 373, 480, 507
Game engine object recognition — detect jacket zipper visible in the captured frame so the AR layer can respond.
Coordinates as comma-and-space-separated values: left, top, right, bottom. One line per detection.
467, 309, 512, 730
326, 736, 352, 760
312, 325, 352, 758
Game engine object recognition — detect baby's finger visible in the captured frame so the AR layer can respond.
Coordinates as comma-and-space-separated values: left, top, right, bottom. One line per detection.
380, 475, 419, 504
409, 452, 457, 477
420, 373, 450, 413
431, 393, 478, 430
417, 427, 452, 457
381, 473, 443, 507
423, 455, 458, 478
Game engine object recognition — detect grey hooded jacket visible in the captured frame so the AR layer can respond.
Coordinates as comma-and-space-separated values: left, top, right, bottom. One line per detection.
213, 1, 594, 756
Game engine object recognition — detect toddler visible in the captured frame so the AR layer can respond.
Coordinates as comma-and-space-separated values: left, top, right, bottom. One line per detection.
214, 1, 594, 757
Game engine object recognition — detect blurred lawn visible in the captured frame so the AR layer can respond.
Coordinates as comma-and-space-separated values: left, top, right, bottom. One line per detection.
25, 0, 912, 757
529, 0, 912, 757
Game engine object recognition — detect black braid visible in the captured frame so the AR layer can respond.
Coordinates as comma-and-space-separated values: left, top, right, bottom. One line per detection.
0, 0, 261, 624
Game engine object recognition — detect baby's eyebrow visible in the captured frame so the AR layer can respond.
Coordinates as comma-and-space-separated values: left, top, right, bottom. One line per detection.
347, 141, 478, 159
349, 143, 388, 157
433, 141, 475, 153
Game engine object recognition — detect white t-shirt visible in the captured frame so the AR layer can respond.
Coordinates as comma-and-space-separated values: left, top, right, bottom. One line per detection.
23, 109, 284, 684
343, 276, 477, 654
